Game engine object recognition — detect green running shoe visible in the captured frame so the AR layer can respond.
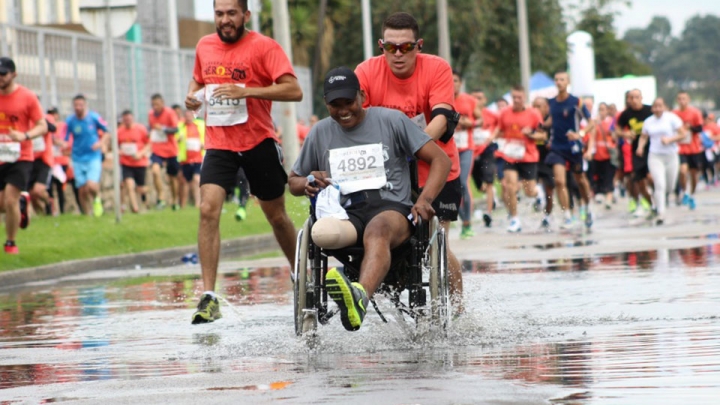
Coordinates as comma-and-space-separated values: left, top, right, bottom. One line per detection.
640, 198, 651, 211
325, 267, 368, 331
93, 197, 104, 217
460, 225, 475, 239
235, 206, 247, 221
628, 199, 638, 213
191, 293, 222, 324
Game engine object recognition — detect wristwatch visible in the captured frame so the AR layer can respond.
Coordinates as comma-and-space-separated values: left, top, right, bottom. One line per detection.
24, 132, 30, 141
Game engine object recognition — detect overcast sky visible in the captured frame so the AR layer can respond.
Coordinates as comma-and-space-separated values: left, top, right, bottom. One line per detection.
195, 0, 720, 38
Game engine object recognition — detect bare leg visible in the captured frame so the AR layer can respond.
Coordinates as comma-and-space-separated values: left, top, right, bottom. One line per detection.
484, 182, 494, 213
2, 185, 21, 242
553, 164, 570, 212
574, 172, 592, 206
503, 169, 519, 217
678, 163, 689, 194
192, 174, 201, 207
169, 175, 179, 205
151, 163, 164, 203
125, 178, 139, 212
358, 211, 411, 297
198, 184, 226, 291
258, 194, 297, 266
689, 168, 699, 194
442, 221, 464, 313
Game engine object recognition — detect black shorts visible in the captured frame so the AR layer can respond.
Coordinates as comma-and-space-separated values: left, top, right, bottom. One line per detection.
632, 155, 649, 182
428, 177, 461, 222
500, 159, 538, 181
680, 153, 703, 170
537, 161, 555, 188
150, 154, 180, 176
200, 138, 287, 201
121, 165, 147, 186
545, 150, 583, 174
472, 147, 496, 186
0, 161, 33, 191
345, 199, 412, 247
29, 159, 52, 188
182, 163, 202, 182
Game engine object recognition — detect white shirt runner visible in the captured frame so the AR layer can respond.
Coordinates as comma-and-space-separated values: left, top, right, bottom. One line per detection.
328, 143, 387, 195
204, 84, 248, 127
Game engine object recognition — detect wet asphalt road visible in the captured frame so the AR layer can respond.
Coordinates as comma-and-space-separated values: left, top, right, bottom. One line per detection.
2, 191, 720, 404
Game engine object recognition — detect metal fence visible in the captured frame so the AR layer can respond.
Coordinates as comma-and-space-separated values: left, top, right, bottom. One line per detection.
0, 22, 314, 125
0, 22, 196, 125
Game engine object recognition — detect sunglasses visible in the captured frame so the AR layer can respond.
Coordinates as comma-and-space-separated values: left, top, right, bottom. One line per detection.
0, 71, 9, 76
379, 41, 419, 54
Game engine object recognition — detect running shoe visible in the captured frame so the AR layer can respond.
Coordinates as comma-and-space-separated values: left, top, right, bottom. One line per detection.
191, 293, 222, 324
482, 213, 492, 228
682, 193, 690, 206
579, 206, 588, 222
172, 203, 180, 211
460, 225, 475, 239
93, 197, 104, 217
640, 198, 652, 211
689, 196, 696, 210
656, 218, 664, 226
4, 241, 18, 255
605, 203, 612, 211
633, 207, 647, 218
532, 197, 543, 213
19, 192, 30, 229
585, 211, 594, 229
507, 218, 521, 233
325, 267, 368, 331
560, 217, 574, 230
541, 216, 551, 230
235, 206, 247, 221
628, 199, 638, 213
156, 200, 166, 210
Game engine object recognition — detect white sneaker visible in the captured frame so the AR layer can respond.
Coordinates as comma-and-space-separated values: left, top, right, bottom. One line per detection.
633, 207, 647, 218
507, 217, 522, 233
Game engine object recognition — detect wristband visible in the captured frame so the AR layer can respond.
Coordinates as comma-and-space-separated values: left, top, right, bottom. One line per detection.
25, 132, 30, 141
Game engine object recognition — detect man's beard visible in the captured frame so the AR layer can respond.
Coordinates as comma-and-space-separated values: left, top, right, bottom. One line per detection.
217, 21, 245, 44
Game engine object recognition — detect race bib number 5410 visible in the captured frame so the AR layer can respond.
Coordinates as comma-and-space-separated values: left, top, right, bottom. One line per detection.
328, 143, 387, 195
205, 84, 248, 127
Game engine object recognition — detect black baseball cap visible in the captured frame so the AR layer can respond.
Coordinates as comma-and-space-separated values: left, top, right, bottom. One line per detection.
0, 57, 16, 74
323, 67, 360, 103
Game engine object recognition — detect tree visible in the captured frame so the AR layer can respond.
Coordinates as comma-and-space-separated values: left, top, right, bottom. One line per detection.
573, 2, 652, 78
623, 16, 673, 66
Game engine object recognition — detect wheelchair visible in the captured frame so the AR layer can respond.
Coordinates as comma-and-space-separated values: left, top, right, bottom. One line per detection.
292, 162, 451, 336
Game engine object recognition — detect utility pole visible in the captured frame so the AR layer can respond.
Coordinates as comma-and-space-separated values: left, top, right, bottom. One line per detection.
362, 0, 373, 60
271, 0, 299, 170
105, 0, 122, 223
250, 0, 261, 32
517, 0, 531, 93
437, 0, 451, 63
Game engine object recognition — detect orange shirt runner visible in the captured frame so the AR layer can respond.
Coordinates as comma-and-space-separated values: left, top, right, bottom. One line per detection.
495, 108, 543, 164
593, 117, 615, 161
192, 31, 296, 152
673, 106, 704, 155
118, 123, 150, 167
355, 53, 460, 187
475, 108, 499, 156
453, 93, 477, 152
148, 106, 179, 158
0, 85, 44, 165
183, 120, 204, 164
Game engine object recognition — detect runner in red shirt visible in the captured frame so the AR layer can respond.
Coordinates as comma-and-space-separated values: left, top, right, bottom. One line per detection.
296, 118, 310, 147
185, 0, 302, 324
118, 110, 150, 213
470, 90, 499, 228
148, 94, 180, 210
46, 107, 72, 214
591, 102, 617, 209
0, 57, 48, 254
178, 109, 205, 208
355, 12, 465, 312
452, 71, 484, 239
27, 110, 55, 215
673, 91, 704, 209
494, 85, 545, 232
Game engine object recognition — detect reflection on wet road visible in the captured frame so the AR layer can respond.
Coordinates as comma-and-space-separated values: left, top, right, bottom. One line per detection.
1, 243, 719, 404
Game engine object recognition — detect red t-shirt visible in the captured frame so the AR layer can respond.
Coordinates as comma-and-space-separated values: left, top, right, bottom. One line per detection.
355, 53, 460, 186
496, 107, 543, 164
453, 93, 477, 152
118, 123, 150, 167
0, 85, 44, 164
192, 31, 296, 152
673, 106, 703, 155
184, 121, 204, 164
53, 121, 70, 166
297, 122, 310, 145
475, 108, 499, 155
148, 107, 179, 158
593, 117, 615, 161
33, 113, 55, 166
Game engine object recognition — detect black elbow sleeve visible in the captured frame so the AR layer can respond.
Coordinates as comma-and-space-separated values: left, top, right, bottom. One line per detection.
431, 108, 460, 144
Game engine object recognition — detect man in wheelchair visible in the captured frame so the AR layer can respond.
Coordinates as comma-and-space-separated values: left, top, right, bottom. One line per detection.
288, 67, 451, 331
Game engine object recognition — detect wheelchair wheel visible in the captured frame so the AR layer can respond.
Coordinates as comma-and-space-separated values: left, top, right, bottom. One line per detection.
428, 217, 450, 332
294, 218, 317, 336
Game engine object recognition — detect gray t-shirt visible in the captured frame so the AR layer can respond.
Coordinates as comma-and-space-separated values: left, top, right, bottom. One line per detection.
292, 107, 432, 207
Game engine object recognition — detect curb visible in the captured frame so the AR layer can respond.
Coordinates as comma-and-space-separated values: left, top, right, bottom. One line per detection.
0, 234, 280, 288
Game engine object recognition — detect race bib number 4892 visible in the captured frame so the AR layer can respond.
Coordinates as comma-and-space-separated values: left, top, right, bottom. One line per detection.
328, 143, 387, 195
205, 84, 248, 127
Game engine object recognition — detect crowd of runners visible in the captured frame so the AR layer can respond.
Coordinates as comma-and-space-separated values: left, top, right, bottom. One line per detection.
1, 0, 718, 328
